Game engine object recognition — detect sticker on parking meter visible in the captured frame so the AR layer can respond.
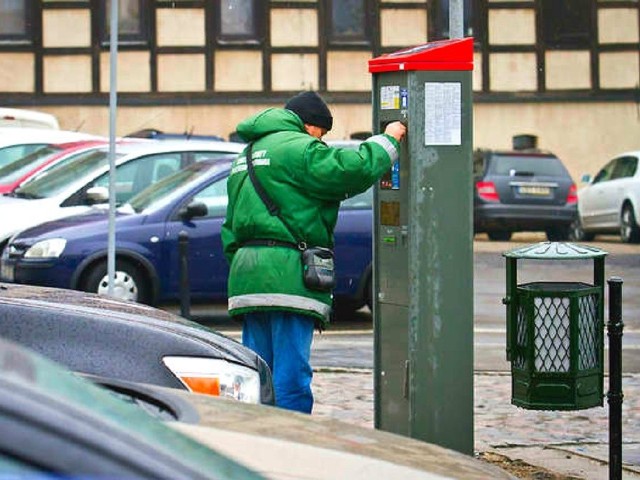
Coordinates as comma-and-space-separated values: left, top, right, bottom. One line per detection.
380, 85, 400, 110
424, 82, 461, 146
400, 88, 408, 109
391, 160, 400, 189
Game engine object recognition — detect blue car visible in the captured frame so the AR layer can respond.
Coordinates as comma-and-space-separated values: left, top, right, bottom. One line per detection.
0, 158, 373, 313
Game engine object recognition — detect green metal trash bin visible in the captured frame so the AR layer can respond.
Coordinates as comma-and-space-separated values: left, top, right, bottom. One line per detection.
503, 242, 608, 410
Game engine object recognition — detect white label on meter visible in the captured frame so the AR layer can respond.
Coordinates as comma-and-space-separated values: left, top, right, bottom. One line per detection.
424, 82, 462, 146
380, 85, 400, 110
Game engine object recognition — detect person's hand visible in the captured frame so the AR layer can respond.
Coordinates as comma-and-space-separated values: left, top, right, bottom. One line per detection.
384, 121, 407, 142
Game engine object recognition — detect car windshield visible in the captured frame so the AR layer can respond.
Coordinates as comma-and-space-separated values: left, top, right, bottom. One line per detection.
0, 143, 50, 169
12, 149, 118, 199
489, 155, 567, 177
0, 145, 60, 184
127, 162, 215, 213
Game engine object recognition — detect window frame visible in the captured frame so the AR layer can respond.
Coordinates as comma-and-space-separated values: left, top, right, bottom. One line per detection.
100, 0, 150, 46
214, 0, 264, 45
325, 0, 373, 47
540, 0, 595, 50
431, 0, 475, 42
0, 0, 34, 44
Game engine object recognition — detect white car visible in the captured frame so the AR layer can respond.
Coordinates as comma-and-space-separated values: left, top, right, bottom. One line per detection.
573, 150, 640, 243
0, 107, 60, 129
0, 140, 243, 250
0, 127, 100, 168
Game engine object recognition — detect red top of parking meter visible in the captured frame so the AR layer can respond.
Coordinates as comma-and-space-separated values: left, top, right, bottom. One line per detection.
368, 38, 474, 73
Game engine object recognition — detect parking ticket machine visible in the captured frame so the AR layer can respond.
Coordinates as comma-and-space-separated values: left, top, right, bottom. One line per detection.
369, 38, 474, 454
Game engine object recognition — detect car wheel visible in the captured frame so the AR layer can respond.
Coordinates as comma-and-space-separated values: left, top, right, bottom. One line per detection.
487, 231, 512, 241
620, 205, 640, 243
546, 226, 571, 242
83, 259, 150, 304
568, 218, 594, 242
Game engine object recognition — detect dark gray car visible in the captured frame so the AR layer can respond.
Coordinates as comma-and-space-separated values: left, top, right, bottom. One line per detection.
0, 282, 274, 405
473, 149, 578, 241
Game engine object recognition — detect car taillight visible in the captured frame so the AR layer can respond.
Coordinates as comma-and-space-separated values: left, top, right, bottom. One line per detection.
476, 181, 499, 202
567, 184, 578, 204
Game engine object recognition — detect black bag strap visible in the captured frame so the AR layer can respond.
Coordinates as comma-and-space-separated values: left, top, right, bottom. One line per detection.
244, 143, 305, 248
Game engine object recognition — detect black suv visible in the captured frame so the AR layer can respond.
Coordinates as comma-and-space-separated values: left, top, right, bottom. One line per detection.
473, 136, 578, 241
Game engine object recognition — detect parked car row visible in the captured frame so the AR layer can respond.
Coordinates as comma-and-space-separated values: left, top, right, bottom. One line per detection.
473, 136, 640, 244
0, 157, 373, 313
0, 139, 244, 251
0, 316, 511, 479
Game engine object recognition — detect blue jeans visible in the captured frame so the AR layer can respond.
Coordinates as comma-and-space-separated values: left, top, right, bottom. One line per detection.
242, 311, 314, 413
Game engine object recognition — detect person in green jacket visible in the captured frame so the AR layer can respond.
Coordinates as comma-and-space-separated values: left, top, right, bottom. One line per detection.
222, 91, 406, 413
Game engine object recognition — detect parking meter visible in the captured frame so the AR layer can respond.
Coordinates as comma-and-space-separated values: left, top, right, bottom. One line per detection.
369, 38, 474, 454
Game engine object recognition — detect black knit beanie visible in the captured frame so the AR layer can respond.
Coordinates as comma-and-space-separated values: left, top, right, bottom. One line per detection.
285, 91, 333, 131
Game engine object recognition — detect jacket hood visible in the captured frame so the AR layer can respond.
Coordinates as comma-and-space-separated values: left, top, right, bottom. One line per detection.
236, 108, 305, 143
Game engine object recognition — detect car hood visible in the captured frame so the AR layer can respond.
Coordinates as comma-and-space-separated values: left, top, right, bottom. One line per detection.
0, 282, 266, 375
167, 389, 514, 480
0, 195, 80, 242
14, 208, 133, 241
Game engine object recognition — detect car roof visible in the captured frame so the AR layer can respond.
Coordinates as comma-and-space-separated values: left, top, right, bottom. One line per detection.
0, 128, 100, 147
477, 148, 559, 159
610, 150, 640, 158
99, 139, 244, 156
0, 108, 60, 129
18, 140, 242, 199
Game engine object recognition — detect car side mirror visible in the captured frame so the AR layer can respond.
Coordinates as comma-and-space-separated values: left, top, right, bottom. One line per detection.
179, 201, 208, 220
85, 186, 109, 204
581, 173, 592, 184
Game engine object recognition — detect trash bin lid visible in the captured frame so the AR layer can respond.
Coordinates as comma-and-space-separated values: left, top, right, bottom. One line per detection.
503, 242, 608, 260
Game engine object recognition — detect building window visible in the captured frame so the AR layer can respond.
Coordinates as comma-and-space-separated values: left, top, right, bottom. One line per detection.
541, 0, 593, 49
0, 0, 31, 41
327, 0, 370, 45
217, 0, 263, 43
104, 0, 148, 44
433, 0, 474, 40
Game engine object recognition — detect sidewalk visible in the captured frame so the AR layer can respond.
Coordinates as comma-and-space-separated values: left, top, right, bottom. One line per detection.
312, 369, 640, 479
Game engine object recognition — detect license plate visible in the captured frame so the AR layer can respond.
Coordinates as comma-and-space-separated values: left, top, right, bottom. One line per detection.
0, 262, 14, 282
518, 185, 551, 196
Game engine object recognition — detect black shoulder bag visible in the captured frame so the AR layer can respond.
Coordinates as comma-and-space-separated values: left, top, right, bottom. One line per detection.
244, 143, 336, 292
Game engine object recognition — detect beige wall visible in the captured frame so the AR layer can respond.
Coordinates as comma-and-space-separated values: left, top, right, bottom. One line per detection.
42, 100, 639, 186
380, 9, 427, 46
0, 53, 34, 92
42, 9, 91, 48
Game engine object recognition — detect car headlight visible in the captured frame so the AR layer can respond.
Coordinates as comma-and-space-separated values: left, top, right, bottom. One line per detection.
162, 356, 261, 404
24, 238, 67, 258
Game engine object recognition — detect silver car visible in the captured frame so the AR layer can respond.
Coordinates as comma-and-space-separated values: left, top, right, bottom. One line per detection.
573, 150, 640, 243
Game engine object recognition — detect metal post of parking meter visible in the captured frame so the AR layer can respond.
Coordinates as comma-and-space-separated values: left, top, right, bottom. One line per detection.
607, 277, 624, 480
178, 231, 191, 320
370, 39, 474, 455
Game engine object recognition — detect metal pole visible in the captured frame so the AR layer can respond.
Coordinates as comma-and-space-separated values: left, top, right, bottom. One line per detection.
607, 277, 624, 480
107, 0, 119, 297
449, 0, 464, 39
178, 231, 191, 319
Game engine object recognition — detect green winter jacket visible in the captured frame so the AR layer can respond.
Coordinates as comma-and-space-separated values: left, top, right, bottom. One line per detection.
222, 107, 400, 326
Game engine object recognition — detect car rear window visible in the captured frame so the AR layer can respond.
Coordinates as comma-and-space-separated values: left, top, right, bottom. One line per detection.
488, 155, 568, 177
